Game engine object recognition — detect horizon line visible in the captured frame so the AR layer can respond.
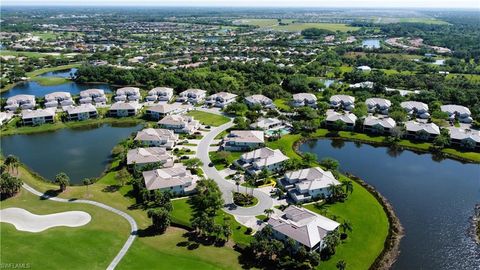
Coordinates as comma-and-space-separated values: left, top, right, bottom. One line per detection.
1, 5, 479, 9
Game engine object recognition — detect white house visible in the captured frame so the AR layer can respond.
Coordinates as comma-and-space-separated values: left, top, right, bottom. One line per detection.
350, 81, 374, 89
134, 128, 178, 149
21, 108, 56, 125
158, 115, 200, 134
114, 87, 141, 102
357, 65, 371, 72
236, 147, 289, 175
145, 87, 174, 102
325, 110, 357, 130
223, 130, 265, 151
5, 95, 36, 111
127, 147, 174, 168
145, 103, 191, 120
142, 163, 197, 195
109, 102, 141, 117
65, 104, 98, 121
365, 98, 391, 115
363, 116, 396, 134
448, 127, 480, 150
292, 93, 317, 107
281, 167, 341, 203
79, 89, 107, 105
405, 121, 440, 141
329, 95, 355, 111
440, 104, 473, 123
205, 92, 238, 108
0, 112, 14, 126
44, 92, 74, 108
177, 89, 207, 104
267, 205, 340, 252
401, 101, 430, 119
250, 117, 284, 131
245, 94, 274, 109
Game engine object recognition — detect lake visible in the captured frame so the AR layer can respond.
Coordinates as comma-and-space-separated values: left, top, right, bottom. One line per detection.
299, 139, 480, 270
362, 39, 381, 49
0, 124, 141, 184
38, 68, 78, 78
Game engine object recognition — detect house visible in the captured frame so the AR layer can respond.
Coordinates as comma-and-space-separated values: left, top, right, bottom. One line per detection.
350, 81, 374, 89
357, 65, 371, 72
0, 112, 14, 126
250, 117, 284, 130
205, 92, 238, 108
235, 147, 289, 175
401, 101, 430, 119
21, 108, 56, 125
363, 116, 396, 134
44, 92, 74, 108
65, 104, 98, 121
440, 105, 473, 123
79, 89, 107, 105
365, 98, 391, 115
267, 205, 340, 252
109, 102, 141, 117
145, 87, 174, 102
134, 128, 178, 149
142, 163, 197, 195
245, 94, 274, 109
405, 121, 440, 141
223, 130, 265, 151
280, 167, 341, 203
329, 95, 355, 111
177, 89, 207, 104
292, 93, 317, 107
114, 87, 141, 102
325, 110, 357, 130
127, 147, 174, 168
448, 127, 480, 150
5, 95, 36, 111
145, 103, 192, 120
158, 115, 200, 134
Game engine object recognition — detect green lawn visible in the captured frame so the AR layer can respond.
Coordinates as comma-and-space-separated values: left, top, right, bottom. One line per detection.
273, 98, 293, 112
397, 18, 449, 25
273, 23, 359, 32
31, 76, 70, 86
266, 134, 303, 160
0, 50, 53, 58
186, 110, 230, 126
209, 151, 243, 170
26, 64, 81, 77
1, 189, 130, 270
305, 177, 389, 270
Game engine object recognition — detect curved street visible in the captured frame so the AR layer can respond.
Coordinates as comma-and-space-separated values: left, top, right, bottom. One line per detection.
22, 183, 137, 270
196, 118, 274, 216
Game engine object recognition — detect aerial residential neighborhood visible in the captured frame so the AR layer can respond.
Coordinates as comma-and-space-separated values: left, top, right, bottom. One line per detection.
0, 3, 479, 270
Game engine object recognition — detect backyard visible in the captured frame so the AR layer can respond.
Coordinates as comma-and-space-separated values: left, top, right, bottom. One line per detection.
186, 110, 230, 126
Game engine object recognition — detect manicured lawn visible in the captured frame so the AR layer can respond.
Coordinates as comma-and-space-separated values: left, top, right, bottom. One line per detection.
0, 50, 53, 58
266, 134, 303, 160
305, 177, 389, 270
209, 151, 243, 170
397, 18, 449, 24
273, 99, 293, 112
186, 110, 230, 126
31, 76, 70, 86
1, 189, 130, 270
273, 23, 359, 32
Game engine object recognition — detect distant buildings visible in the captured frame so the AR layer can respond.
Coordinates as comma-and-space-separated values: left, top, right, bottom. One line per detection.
325, 110, 357, 130
363, 116, 396, 135
142, 163, 197, 195
401, 101, 430, 119
127, 147, 174, 168
245, 94, 274, 109
79, 89, 107, 105
329, 95, 355, 111
177, 89, 207, 104
405, 121, 440, 141
292, 93, 317, 107
114, 87, 141, 102
357, 65, 371, 72
145, 87, 174, 102
134, 128, 178, 149
223, 130, 265, 151
145, 103, 191, 120
205, 92, 237, 108
44, 92, 74, 108
65, 104, 98, 121
441, 105, 473, 123
236, 147, 289, 175
5, 95, 36, 111
22, 108, 56, 125
365, 98, 391, 115
109, 102, 141, 117
158, 114, 200, 134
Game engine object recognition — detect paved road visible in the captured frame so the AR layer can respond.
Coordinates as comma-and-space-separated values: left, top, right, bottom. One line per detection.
196, 120, 274, 216
22, 183, 137, 270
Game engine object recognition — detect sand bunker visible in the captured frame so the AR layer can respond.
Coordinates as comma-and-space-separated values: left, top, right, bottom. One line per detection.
0, 207, 91, 232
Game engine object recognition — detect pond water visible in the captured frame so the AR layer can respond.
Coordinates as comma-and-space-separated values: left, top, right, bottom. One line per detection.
0, 124, 141, 184
299, 139, 480, 270
38, 68, 78, 78
362, 39, 381, 49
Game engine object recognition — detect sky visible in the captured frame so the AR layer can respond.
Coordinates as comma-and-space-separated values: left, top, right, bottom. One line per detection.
2, 0, 479, 9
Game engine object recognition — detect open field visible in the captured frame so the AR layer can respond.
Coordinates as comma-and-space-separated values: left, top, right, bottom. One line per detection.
0, 50, 55, 58
186, 110, 230, 126
397, 18, 449, 25
239, 19, 359, 32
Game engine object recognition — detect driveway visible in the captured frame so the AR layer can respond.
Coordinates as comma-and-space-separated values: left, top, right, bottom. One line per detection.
196, 120, 274, 216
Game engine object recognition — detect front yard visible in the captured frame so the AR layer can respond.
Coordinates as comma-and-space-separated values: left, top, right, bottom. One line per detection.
186, 110, 230, 126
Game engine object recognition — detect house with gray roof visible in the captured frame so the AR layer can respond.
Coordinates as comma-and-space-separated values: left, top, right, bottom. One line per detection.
109, 102, 141, 117
325, 110, 357, 130
145, 103, 192, 120
441, 105, 473, 123
44, 92, 74, 108
250, 117, 284, 131
350, 81, 374, 89
405, 121, 440, 141
329, 95, 355, 111
363, 116, 396, 135
176, 89, 207, 104
223, 130, 265, 151
245, 94, 274, 109
65, 104, 98, 121
365, 98, 391, 115
236, 147, 289, 175
134, 128, 178, 149
21, 108, 56, 125
0, 112, 14, 126
267, 205, 340, 252
127, 147, 174, 168
79, 89, 107, 105
280, 167, 341, 203
205, 92, 238, 108
401, 101, 430, 119
5, 94, 36, 111
145, 87, 174, 102
447, 127, 480, 150
158, 114, 200, 134
292, 93, 317, 107
114, 87, 141, 102
142, 163, 197, 195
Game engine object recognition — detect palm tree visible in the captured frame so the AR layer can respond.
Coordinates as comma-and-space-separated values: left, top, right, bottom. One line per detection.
55, 172, 70, 192
336, 260, 347, 270
328, 184, 344, 201
82, 178, 92, 197
341, 220, 353, 234
235, 179, 240, 193
343, 180, 354, 195
263, 208, 274, 219
4, 155, 19, 175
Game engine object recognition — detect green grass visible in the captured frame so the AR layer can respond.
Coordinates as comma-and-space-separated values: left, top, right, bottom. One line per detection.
26, 64, 81, 77
31, 76, 70, 86
446, 73, 480, 83
273, 98, 293, 112
1, 189, 130, 270
273, 23, 359, 32
397, 18, 449, 25
255, 214, 268, 221
266, 134, 303, 160
0, 50, 53, 58
305, 177, 389, 270
186, 110, 230, 127
209, 151, 243, 170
